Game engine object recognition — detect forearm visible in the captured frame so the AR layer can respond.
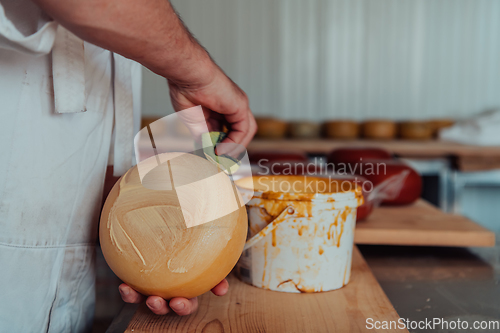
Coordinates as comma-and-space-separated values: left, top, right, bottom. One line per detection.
33, 0, 215, 87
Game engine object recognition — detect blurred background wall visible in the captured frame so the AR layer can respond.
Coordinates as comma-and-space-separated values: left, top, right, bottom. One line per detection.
142, 0, 500, 121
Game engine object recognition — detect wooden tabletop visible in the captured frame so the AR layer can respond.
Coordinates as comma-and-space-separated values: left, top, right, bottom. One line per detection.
110, 247, 407, 333
248, 139, 500, 171
355, 200, 495, 247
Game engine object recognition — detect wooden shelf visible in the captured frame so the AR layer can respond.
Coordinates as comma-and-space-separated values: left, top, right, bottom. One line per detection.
119, 247, 407, 333
355, 200, 495, 247
248, 139, 500, 171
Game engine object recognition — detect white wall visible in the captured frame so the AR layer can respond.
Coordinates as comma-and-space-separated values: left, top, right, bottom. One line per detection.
142, 0, 500, 121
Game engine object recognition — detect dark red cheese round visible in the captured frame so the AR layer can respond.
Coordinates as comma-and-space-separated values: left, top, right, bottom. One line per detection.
355, 159, 422, 205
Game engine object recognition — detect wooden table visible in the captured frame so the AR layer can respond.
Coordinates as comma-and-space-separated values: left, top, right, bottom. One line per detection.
108, 247, 408, 333
360, 244, 500, 331
248, 139, 500, 171
355, 200, 495, 247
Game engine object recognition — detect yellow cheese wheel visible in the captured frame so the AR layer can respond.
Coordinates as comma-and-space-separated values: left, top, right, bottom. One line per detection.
399, 121, 432, 140
323, 120, 360, 139
288, 121, 320, 138
255, 117, 288, 139
362, 120, 397, 140
100, 152, 248, 299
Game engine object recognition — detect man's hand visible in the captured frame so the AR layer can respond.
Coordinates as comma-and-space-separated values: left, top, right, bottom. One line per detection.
118, 279, 229, 316
169, 65, 257, 155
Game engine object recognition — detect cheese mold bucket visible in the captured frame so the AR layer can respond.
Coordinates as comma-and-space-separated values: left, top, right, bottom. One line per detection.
235, 175, 363, 293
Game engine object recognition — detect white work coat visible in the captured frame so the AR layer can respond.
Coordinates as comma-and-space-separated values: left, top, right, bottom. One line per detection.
0, 1, 141, 332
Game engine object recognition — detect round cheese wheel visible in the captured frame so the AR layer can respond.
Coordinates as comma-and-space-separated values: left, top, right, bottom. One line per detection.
399, 121, 432, 140
255, 117, 288, 139
362, 120, 397, 140
323, 120, 360, 139
355, 159, 422, 205
100, 152, 248, 299
287, 121, 320, 139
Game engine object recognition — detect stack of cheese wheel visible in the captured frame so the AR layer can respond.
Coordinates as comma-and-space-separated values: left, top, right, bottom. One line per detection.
399, 121, 432, 140
255, 117, 288, 139
323, 120, 360, 139
362, 120, 397, 140
100, 152, 248, 299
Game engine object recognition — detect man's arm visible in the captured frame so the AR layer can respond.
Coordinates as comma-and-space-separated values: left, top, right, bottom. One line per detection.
33, 0, 257, 150
33, 0, 212, 86
33, 0, 256, 315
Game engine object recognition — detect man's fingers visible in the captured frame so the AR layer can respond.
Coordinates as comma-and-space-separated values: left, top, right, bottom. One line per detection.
217, 126, 247, 155
169, 297, 199, 316
146, 296, 170, 315
242, 111, 257, 146
216, 109, 255, 157
118, 284, 145, 304
211, 279, 229, 296
217, 115, 256, 159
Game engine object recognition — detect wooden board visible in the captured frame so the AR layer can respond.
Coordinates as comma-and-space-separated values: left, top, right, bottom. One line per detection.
248, 138, 500, 158
456, 155, 500, 172
248, 139, 500, 171
123, 247, 407, 333
355, 200, 495, 247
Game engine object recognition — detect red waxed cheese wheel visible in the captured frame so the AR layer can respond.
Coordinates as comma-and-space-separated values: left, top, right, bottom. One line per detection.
356, 202, 373, 221
355, 159, 422, 205
327, 147, 392, 167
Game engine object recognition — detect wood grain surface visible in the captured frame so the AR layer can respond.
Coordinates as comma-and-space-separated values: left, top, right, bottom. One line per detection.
247, 139, 500, 171
248, 138, 500, 157
355, 200, 495, 247
124, 247, 407, 333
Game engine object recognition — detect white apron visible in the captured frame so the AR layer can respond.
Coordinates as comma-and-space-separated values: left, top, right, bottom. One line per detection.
0, 1, 141, 332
